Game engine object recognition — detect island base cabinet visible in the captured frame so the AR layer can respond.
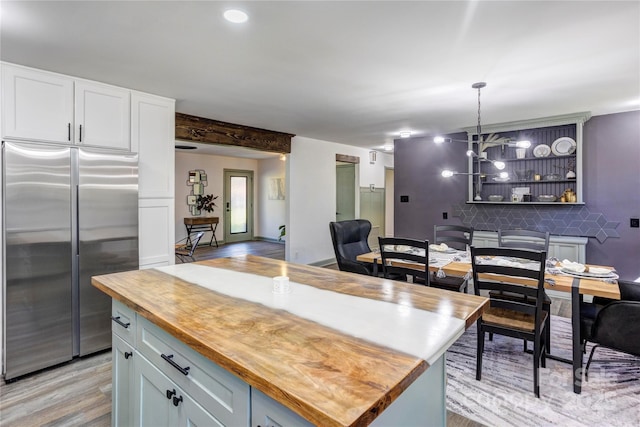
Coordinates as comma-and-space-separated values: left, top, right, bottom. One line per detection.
251, 389, 314, 427
250, 356, 445, 427
134, 352, 224, 427
112, 334, 134, 427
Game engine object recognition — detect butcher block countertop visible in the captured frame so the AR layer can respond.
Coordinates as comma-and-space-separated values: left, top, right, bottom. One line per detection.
92, 255, 487, 427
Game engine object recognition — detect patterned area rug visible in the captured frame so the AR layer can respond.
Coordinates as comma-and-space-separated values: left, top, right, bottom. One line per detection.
446, 315, 640, 427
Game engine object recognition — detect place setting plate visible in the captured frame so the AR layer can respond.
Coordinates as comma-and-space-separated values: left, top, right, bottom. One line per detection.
559, 267, 619, 280
551, 137, 577, 156
533, 144, 551, 158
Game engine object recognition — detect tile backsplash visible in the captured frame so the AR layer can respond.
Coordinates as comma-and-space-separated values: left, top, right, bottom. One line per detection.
453, 202, 619, 243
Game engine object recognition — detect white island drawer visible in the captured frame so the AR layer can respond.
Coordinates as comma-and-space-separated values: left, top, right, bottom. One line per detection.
136, 317, 250, 427
111, 300, 136, 345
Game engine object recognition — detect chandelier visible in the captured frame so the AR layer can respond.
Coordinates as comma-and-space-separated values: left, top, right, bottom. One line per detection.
438, 82, 530, 184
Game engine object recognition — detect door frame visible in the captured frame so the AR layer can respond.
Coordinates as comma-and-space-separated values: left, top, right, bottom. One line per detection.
223, 169, 254, 243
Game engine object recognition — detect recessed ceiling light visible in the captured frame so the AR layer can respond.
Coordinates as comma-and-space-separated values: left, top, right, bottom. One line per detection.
224, 9, 248, 23
383, 144, 394, 151
399, 131, 412, 138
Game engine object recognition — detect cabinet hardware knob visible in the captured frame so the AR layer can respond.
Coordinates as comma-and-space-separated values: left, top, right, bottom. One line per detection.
111, 316, 130, 329
166, 389, 176, 399
173, 395, 183, 407
124, 351, 132, 359
161, 353, 191, 375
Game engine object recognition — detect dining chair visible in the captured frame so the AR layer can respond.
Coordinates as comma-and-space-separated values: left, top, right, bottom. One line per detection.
471, 245, 548, 398
329, 220, 376, 276
377, 237, 429, 285
496, 229, 551, 353
430, 225, 473, 293
498, 229, 550, 252
581, 280, 640, 380
175, 231, 205, 263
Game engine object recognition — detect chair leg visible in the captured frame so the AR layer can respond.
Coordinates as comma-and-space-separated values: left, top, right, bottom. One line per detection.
545, 314, 551, 354
533, 335, 541, 398
585, 344, 600, 381
476, 326, 484, 381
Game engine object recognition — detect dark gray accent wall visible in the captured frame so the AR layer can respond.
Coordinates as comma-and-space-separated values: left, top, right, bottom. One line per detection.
394, 111, 640, 281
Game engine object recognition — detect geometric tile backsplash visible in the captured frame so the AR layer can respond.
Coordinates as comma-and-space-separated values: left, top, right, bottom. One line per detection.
452, 202, 619, 243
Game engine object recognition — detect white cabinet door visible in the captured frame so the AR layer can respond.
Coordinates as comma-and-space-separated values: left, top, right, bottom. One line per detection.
112, 334, 135, 427
251, 389, 313, 427
135, 354, 180, 427
131, 91, 175, 198
180, 392, 226, 427
138, 199, 175, 268
74, 80, 130, 150
1, 63, 74, 143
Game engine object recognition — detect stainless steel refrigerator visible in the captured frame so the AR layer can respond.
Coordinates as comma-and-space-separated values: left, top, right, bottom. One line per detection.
2, 141, 138, 380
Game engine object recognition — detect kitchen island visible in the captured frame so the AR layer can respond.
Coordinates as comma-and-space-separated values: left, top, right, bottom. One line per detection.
92, 255, 487, 426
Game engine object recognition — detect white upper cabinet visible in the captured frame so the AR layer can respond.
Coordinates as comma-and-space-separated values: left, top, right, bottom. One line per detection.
131, 91, 175, 198
74, 80, 130, 150
2, 63, 74, 143
2, 62, 132, 151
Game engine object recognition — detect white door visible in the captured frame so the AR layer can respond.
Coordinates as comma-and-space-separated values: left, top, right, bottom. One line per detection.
223, 170, 253, 243
74, 81, 130, 150
336, 163, 355, 221
1, 63, 74, 143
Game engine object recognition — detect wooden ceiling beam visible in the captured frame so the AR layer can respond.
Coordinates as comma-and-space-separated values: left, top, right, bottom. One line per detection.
175, 112, 294, 154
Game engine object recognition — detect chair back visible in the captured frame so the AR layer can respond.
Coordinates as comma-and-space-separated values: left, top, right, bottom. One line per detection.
175, 231, 205, 263
187, 231, 205, 256
434, 224, 473, 251
619, 280, 640, 301
378, 237, 429, 284
471, 246, 548, 322
498, 229, 550, 253
329, 220, 373, 275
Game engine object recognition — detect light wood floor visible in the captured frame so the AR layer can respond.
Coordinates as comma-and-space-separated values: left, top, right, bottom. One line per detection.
2, 240, 577, 427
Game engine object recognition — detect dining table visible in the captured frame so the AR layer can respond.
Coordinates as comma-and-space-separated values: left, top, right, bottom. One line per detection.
356, 248, 620, 394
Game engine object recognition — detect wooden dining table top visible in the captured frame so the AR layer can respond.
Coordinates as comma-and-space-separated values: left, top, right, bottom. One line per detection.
356, 251, 620, 300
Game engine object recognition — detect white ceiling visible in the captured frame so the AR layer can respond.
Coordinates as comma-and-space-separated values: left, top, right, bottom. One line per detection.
1, 1, 639, 156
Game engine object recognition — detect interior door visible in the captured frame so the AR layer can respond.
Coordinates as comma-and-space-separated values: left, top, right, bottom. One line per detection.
336, 163, 355, 221
223, 169, 253, 243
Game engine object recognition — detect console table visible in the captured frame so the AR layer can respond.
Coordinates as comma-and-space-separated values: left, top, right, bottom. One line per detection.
184, 217, 219, 247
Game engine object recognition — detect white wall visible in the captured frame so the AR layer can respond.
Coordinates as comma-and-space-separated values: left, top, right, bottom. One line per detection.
175, 151, 258, 243
257, 156, 286, 240
287, 136, 392, 265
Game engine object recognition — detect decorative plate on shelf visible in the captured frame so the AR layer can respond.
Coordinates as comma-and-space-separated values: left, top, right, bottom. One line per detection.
551, 137, 577, 156
533, 144, 551, 158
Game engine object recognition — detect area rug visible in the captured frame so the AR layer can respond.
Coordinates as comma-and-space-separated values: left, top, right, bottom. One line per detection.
446, 315, 640, 427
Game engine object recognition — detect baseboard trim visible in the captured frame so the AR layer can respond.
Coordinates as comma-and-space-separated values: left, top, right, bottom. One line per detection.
309, 257, 336, 267
254, 236, 285, 244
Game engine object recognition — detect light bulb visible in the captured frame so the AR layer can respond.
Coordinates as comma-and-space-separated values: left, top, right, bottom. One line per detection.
433, 136, 445, 144
499, 172, 509, 179
224, 9, 249, 23
466, 150, 477, 157
441, 170, 454, 178
515, 140, 531, 148
493, 161, 506, 170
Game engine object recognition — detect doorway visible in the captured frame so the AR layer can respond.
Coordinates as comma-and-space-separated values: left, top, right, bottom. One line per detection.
336, 163, 356, 221
223, 169, 254, 243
